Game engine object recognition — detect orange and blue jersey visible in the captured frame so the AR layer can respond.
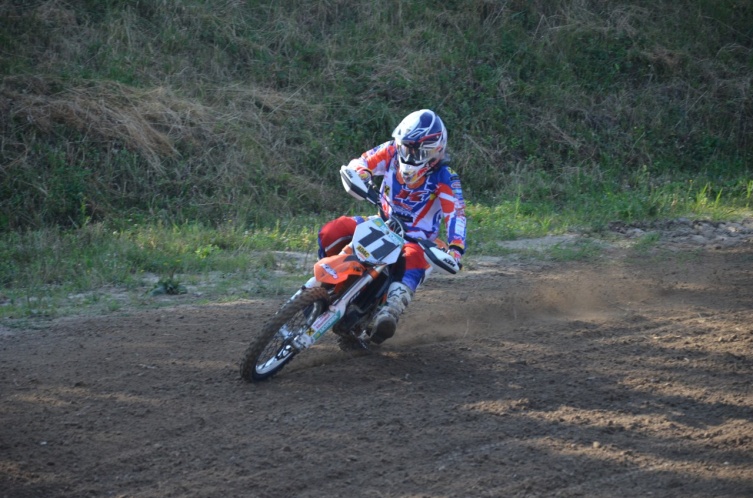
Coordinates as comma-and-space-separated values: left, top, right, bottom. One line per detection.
349, 140, 467, 254
346, 141, 467, 291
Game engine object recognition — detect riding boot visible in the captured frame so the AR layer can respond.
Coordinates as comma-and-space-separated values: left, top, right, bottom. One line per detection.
371, 282, 412, 344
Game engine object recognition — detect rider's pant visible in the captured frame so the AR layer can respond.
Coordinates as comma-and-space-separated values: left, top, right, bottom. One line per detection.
317, 216, 430, 292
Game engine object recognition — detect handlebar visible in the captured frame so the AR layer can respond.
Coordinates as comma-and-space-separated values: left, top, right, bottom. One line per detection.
340, 165, 461, 274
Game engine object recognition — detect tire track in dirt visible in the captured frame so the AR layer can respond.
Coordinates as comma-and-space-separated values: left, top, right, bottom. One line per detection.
1, 242, 753, 497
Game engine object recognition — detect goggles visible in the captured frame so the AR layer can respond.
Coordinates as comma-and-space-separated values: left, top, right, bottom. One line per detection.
397, 142, 430, 166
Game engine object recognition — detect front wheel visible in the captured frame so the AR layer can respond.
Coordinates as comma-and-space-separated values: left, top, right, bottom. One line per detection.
239, 287, 330, 382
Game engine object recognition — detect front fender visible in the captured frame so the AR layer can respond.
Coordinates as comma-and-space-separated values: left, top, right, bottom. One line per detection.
314, 252, 366, 284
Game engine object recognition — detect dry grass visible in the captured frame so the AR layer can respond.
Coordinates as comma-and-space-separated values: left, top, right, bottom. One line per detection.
2, 77, 191, 167
0, 0, 750, 230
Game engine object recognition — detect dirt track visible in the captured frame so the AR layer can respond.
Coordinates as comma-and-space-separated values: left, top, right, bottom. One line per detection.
2, 228, 753, 497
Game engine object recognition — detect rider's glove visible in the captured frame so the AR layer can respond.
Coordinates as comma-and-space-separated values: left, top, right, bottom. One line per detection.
357, 169, 372, 182
448, 247, 463, 265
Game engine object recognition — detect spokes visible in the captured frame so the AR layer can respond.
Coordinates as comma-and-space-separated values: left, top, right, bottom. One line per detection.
256, 343, 295, 374
277, 324, 295, 340
256, 302, 323, 375
240, 287, 331, 382
275, 302, 320, 341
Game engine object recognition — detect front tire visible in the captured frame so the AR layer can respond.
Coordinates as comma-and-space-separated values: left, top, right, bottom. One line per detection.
239, 287, 330, 382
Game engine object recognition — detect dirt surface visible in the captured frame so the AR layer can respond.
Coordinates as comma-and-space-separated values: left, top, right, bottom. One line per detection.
2, 221, 753, 497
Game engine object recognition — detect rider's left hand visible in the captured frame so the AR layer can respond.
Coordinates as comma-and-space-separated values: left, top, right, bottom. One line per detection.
448, 248, 463, 265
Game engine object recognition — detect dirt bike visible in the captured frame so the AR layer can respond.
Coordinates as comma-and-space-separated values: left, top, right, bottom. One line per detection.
239, 166, 461, 382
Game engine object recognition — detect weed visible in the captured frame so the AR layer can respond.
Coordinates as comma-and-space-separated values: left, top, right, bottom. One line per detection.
150, 277, 187, 296
630, 232, 662, 253
548, 239, 603, 262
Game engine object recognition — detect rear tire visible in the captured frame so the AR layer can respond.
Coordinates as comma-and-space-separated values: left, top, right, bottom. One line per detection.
336, 334, 370, 353
239, 287, 330, 382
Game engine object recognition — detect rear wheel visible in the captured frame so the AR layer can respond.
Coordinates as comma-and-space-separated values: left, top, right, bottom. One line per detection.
333, 309, 374, 353
239, 287, 330, 382
336, 334, 370, 352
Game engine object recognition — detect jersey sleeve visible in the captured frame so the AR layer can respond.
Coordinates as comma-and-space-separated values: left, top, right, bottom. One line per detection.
346, 141, 396, 178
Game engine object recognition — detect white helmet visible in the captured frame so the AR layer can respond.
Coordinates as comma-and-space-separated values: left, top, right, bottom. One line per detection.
392, 109, 447, 185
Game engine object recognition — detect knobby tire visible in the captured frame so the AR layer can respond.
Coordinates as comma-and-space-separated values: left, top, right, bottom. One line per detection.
239, 287, 330, 382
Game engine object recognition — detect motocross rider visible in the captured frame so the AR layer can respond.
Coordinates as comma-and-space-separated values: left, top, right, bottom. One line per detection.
317, 109, 467, 344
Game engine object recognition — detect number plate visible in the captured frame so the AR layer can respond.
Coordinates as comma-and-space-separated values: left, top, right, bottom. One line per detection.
352, 218, 404, 265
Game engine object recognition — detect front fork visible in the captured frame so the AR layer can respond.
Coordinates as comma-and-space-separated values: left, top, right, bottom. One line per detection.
289, 269, 383, 351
